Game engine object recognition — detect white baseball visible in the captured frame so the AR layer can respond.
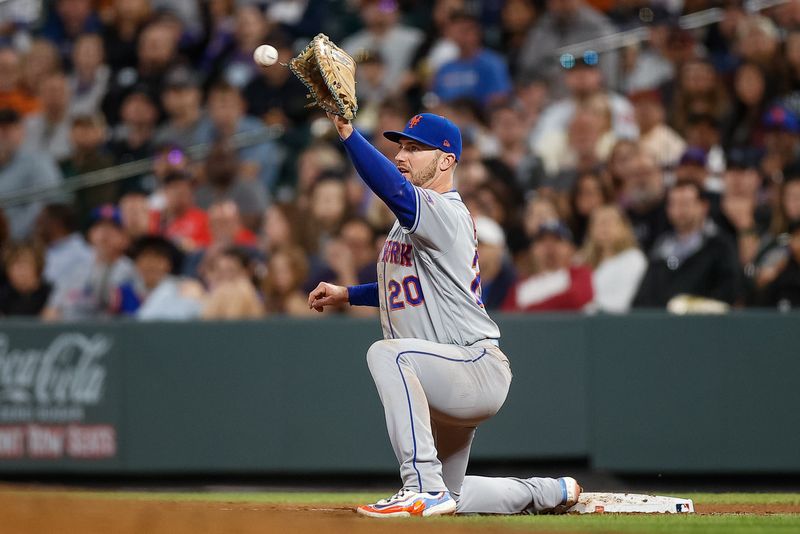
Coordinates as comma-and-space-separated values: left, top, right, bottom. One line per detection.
253, 44, 278, 67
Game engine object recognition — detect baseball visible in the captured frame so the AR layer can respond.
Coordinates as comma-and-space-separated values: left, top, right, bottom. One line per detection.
254, 44, 278, 67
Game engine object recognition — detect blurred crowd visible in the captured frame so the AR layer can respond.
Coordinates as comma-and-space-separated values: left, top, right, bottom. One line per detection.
2, 0, 800, 321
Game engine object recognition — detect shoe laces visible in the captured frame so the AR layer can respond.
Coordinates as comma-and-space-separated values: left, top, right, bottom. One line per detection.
378, 488, 412, 504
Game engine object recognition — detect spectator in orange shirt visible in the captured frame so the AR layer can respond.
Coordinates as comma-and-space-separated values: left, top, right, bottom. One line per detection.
502, 220, 593, 311
149, 171, 211, 252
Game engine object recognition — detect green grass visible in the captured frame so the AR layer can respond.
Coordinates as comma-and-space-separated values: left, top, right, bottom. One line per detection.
5, 488, 799, 534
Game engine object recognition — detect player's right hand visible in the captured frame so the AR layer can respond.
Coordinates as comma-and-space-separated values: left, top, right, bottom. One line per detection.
307, 282, 349, 312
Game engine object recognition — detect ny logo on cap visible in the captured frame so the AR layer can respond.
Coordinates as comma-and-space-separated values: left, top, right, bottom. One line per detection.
408, 115, 422, 128
442, 139, 450, 147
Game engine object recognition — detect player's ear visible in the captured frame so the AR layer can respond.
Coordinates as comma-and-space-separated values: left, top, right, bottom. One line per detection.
439, 152, 456, 172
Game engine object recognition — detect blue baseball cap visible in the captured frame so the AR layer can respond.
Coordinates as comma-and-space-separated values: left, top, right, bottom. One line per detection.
383, 113, 462, 161
90, 204, 123, 227
763, 105, 800, 133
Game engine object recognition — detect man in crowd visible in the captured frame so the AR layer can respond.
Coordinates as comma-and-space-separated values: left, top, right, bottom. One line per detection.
502, 220, 593, 311
42, 204, 136, 321
633, 181, 740, 307
0, 108, 63, 239
35, 202, 93, 286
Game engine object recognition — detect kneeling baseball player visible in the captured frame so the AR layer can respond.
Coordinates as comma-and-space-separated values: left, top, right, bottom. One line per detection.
308, 111, 581, 517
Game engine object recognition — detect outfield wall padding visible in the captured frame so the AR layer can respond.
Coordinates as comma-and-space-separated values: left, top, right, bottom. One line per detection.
0, 313, 798, 474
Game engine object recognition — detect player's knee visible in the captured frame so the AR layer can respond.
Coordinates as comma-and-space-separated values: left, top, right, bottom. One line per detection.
366, 339, 399, 370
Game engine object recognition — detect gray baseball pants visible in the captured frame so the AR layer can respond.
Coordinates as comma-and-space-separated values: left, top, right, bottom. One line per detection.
366, 338, 565, 514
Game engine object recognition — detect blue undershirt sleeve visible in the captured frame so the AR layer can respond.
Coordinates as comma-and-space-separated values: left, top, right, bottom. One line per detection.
342, 129, 417, 229
347, 283, 379, 307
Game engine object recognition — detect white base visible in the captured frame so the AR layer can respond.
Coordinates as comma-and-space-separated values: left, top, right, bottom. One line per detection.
565, 492, 695, 514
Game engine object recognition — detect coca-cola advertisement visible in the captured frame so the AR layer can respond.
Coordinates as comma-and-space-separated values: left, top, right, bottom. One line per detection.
0, 332, 119, 462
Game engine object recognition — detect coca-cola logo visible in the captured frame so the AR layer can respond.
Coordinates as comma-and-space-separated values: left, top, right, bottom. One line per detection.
0, 333, 110, 406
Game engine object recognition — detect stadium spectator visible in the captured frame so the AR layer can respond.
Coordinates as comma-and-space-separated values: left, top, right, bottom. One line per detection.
40, 0, 103, 64
485, 102, 542, 193
68, 33, 111, 117
670, 59, 730, 137
567, 171, 613, 247
618, 8, 674, 94
150, 171, 211, 253
579, 205, 646, 313
102, 0, 152, 72
0, 242, 52, 317
202, 246, 265, 319
682, 113, 725, 190
755, 219, 800, 309
204, 4, 270, 89
0, 108, 63, 239
60, 113, 117, 226
261, 245, 317, 316
108, 88, 159, 168
115, 235, 204, 320
23, 71, 73, 162
183, 199, 260, 279
633, 181, 740, 308
260, 202, 301, 258
517, 0, 619, 96
194, 141, 268, 230
119, 190, 152, 242
155, 65, 207, 147
294, 143, 347, 211
530, 51, 637, 150
735, 14, 781, 83
242, 36, 310, 128
619, 149, 670, 254
498, 0, 537, 79
721, 62, 771, 150
341, 0, 424, 91
502, 220, 593, 311
755, 175, 800, 288
431, 11, 512, 108
0, 46, 40, 116
35, 203, 92, 286
103, 20, 181, 124
42, 204, 136, 321
475, 215, 516, 310
629, 89, 686, 170
199, 80, 284, 191
20, 39, 63, 104
760, 104, 800, 184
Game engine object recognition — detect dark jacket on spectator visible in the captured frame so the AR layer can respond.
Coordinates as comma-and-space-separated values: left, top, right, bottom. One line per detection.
633, 224, 740, 308
0, 282, 52, 316
756, 257, 800, 309
627, 200, 671, 255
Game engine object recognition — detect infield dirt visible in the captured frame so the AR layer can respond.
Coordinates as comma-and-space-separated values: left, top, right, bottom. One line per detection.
2, 487, 800, 534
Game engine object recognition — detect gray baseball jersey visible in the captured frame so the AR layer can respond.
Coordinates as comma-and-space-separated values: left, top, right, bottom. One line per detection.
375, 187, 500, 346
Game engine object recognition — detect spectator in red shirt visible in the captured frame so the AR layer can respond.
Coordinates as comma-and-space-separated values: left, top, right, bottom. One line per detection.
502, 220, 593, 311
150, 171, 211, 252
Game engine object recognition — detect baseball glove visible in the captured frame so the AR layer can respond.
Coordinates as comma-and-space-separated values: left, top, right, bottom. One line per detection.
288, 33, 358, 120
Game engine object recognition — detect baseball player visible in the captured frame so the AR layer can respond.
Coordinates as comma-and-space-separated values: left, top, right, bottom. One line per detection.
308, 112, 581, 517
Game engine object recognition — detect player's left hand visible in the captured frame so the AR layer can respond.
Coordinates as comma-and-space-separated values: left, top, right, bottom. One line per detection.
307, 282, 349, 312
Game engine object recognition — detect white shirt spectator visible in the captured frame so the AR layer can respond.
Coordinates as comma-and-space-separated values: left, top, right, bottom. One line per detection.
43, 232, 93, 285
588, 247, 647, 313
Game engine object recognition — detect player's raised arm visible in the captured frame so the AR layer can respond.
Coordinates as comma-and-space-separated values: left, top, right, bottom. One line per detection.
328, 113, 417, 228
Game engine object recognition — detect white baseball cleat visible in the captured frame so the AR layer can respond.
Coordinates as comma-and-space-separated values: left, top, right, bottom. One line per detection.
356, 489, 457, 518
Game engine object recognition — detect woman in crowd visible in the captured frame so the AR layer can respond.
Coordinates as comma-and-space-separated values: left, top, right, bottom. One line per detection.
567, 171, 613, 247
579, 205, 647, 313
261, 245, 317, 317
0, 243, 52, 317
202, 246, 264, 319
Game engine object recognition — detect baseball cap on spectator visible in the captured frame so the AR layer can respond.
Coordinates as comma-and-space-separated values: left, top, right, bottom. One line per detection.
763, 105, 800, 133
384, 113, 463, 161
678, 146, 708, 167
532, 220, 573, 243
90, 204, 123, 227
164, 65, 200, 90
475, 215, 506, 247
0, 107, 21, 125
726, 147, 762, 169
